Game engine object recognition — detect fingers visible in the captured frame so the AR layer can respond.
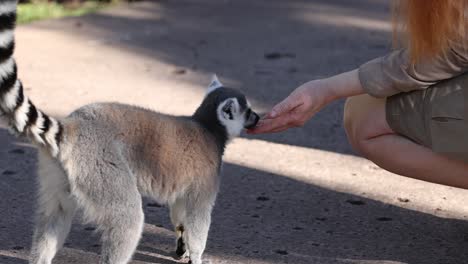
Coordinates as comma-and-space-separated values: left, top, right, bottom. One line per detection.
247, 115, 293, 134
248, 87, 311, 134
268, 125, 292, 134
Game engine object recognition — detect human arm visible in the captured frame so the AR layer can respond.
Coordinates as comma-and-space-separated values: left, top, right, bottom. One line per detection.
249, 40, 468, 134
248, 69, 363, 134
360, 41, 468, 97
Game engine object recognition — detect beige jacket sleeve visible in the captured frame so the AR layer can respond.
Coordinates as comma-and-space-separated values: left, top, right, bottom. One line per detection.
358, 40, 468, 98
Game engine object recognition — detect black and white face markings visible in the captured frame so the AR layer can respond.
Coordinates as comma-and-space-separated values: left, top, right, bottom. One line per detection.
243, 101, 260, 129
215, 91, 260, 139
0, 0, 62, 156
217, 96, 244, 138
193, 75, 260, 146
219, 95, 258, 128
204, 75, 260, 137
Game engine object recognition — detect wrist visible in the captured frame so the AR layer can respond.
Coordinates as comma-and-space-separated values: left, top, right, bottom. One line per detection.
314, 79, 339, 103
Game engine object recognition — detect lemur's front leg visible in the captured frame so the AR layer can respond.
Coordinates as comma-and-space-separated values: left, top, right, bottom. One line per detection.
183, 204, 213, 264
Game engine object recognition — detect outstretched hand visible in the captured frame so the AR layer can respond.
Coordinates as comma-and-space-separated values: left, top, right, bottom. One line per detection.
248, 80, 335, 134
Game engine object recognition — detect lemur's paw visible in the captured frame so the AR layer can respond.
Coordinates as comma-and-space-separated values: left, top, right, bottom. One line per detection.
174, 251, 189, 260
188, 256, 205, 264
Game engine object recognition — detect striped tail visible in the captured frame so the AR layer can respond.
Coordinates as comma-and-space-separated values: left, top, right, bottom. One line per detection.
0, 0, 62, 157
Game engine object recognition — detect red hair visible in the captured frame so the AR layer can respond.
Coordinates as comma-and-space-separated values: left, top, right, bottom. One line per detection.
393, 0, 467, 62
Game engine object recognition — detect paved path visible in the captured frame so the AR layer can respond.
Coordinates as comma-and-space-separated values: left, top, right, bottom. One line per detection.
1, 1, 468, 263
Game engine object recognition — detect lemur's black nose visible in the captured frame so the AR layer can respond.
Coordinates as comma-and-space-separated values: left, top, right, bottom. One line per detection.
244, 111, 260, 129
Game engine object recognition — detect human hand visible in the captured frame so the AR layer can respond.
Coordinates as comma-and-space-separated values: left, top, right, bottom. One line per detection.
248, 80, 336, 134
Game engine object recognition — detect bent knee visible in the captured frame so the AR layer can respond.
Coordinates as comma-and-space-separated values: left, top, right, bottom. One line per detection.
343, 95, 389, 153
343, 96, 372, 145
343, 97, 362, 151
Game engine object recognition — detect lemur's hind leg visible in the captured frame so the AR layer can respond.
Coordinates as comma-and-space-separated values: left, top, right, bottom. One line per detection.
86, 180, 144, 264
67, 144, 145, 264
183, 196, 215, 264
170, 198, 188, 259
30, 153, 76, 264
99, 205, 144, 264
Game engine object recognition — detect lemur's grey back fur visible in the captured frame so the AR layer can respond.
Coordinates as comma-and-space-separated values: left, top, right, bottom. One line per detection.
62, 103, 223, 203
0, 0, 62, 156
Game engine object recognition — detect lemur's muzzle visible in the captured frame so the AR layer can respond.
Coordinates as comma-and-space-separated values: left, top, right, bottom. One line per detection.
244, 110, 260, 129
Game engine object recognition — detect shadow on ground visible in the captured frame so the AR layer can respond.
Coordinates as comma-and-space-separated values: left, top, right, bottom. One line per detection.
1, 129, 467, 264
0, 256, 28, 264
27, 0, 393, 155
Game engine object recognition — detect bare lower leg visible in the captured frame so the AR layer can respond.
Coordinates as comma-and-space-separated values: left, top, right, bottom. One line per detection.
361, 134, 468, 189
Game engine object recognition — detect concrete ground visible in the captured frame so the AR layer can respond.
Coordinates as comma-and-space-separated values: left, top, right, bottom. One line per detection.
1, 0, 468, 263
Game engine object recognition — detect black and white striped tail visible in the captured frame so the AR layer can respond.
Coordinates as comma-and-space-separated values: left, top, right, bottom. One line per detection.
0, 0, 62, 157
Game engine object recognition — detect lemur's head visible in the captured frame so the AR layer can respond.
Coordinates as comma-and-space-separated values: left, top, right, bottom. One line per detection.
193, 75, 259, 142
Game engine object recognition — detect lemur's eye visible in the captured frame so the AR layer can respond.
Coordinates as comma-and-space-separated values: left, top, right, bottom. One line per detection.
225, 109, 233, 120
222, 101, 234, 120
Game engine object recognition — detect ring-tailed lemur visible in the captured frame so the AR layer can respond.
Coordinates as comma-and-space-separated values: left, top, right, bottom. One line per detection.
0, 2, 260, 264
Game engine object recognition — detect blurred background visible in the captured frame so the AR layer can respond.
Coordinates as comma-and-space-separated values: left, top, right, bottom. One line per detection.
1, 0, 468, 263
17, 0, 120, 24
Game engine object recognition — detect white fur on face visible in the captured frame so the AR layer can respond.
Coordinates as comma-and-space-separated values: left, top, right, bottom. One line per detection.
206, 74, 223, 95
217, 98, 244, 140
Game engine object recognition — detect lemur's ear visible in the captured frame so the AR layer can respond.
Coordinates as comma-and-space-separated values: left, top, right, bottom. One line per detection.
207, 74, 223, 94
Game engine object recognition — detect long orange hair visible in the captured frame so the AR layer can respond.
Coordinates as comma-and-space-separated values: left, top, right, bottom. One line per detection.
393, 0, 467, 62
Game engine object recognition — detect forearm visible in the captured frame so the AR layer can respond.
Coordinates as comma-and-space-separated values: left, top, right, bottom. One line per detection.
323, 69, 365, 100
